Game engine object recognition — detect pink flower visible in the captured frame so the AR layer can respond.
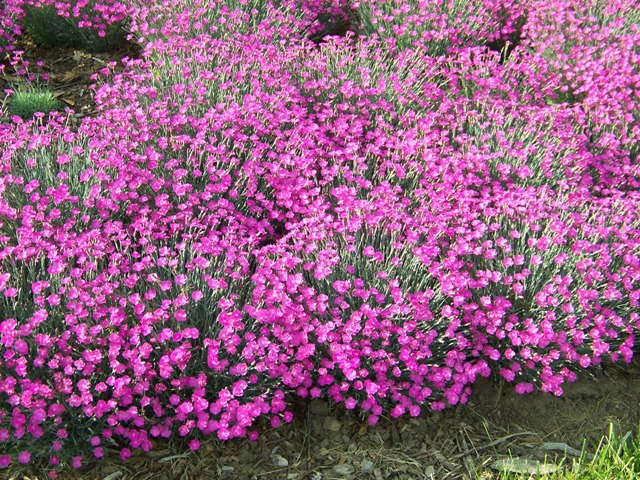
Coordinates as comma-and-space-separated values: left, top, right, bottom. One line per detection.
554, 253, 568, 265
4, 288, 17, 298
390, 405, 404, 418
17, 451, 30, 464
514, 383, 534, 394
56, 154, 71, 165
191, 290, 204, 301
332, 280, 350, 295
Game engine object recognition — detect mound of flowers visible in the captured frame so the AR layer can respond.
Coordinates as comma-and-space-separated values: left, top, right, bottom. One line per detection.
0, 0, 638, 473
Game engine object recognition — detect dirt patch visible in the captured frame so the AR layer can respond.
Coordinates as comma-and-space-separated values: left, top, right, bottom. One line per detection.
469, 361, 640, 450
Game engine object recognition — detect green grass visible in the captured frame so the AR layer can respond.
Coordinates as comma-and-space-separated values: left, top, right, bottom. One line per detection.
495, 425, 640, 479
6, 86, 60, 119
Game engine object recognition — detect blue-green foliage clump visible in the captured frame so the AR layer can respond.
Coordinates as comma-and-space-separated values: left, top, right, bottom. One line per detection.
7, 88, 61, 119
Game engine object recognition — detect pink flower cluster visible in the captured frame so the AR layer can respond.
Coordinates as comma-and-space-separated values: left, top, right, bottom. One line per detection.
520, 0, 640, 157
350, 0, 519, 54
0, 0, 639, 472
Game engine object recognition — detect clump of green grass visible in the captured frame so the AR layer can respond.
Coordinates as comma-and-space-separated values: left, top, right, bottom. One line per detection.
495, 424, 640, 479
7, 87, 60, 119
565, 426, 640, 480
20, 4, 129, 53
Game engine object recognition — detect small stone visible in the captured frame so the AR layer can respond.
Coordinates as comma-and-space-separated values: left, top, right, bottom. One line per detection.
424, 465, 436, 479
270, 454, 289, 467
311, 473, 323, 480
429, 411, 443, 423
332, 464, 355, 476
360, 459, 374, 473
323, 417, 342, 432
221, 466, 234, 473
309, 399, 329, 416
102, 472, 123, 480
311, 418, 323, 433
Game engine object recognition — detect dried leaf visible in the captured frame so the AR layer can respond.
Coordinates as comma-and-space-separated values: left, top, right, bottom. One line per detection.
492, 457, 559, 475
332, 464, 355, 476
103, 472, 123, 480
157, 453, 190, 463
542, 442, 588, 458
0, 74, 20, 83
61, 71, 79, 82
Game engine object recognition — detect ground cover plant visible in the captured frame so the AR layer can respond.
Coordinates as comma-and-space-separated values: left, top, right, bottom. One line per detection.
0, 0, 639, 476
5, 85, 60, 119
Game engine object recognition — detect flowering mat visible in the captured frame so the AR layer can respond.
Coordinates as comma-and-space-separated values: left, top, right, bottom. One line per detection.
0, 0, 639, 478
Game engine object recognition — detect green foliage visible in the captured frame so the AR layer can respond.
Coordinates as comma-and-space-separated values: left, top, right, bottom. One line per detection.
0, 35, 10, 51
579, 425, 640, 480
7, 87, 60, 119
496, 424, 640, 479
20, 4, 129, 53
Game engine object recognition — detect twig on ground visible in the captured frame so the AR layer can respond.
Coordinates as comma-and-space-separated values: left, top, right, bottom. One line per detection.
452, 431, 539, 459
